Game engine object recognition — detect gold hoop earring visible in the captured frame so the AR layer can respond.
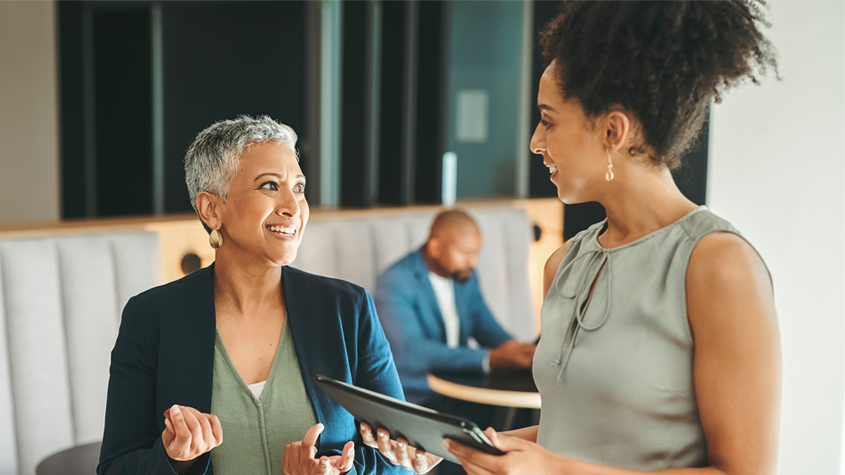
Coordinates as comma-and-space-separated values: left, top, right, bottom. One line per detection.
605, 149, 615, 181
209, 229, 223, 249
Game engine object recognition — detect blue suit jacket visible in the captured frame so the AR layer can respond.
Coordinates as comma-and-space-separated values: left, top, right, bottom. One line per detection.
374, 249, 512, 403
98, 264, 410, 475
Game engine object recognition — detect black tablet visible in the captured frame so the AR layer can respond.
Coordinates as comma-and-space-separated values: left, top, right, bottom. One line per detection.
313, 375, 504, 464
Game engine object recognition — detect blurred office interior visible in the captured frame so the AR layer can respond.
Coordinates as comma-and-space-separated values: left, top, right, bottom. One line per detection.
0, 1, 842, 475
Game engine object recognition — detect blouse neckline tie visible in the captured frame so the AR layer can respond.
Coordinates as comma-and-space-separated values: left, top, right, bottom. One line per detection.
552, 247, 613, 383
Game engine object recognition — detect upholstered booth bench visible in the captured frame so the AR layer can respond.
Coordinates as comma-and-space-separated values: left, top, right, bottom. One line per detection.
0, 232, 161, 475
0, 204, 540, 475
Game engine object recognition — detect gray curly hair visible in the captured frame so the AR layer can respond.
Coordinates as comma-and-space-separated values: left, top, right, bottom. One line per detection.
184, 115, 299, 216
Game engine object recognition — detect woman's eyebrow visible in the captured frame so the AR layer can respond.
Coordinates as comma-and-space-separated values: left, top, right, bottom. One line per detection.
538, 104, 557, 113
253, 172, 306, 181
254, 172, 282, 181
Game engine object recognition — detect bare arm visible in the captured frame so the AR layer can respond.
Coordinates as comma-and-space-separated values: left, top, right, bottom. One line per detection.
449, 233, 781, 475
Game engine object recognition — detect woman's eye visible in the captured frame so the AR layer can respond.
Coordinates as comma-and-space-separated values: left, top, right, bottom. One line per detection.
540, 119, 552, 129
260, 181, 278, 191
294, 183, 306, 193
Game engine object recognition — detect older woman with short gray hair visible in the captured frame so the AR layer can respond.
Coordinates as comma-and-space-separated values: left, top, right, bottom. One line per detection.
98, 115, 414, 475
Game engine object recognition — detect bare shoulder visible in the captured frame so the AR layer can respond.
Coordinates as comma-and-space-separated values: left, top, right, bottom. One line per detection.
543, 240, 572, 298
687, 232, 771, 293
686, 232, 776, 338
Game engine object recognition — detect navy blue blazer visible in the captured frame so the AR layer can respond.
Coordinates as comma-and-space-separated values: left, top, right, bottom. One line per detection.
98, 264, 410, 475
374, 250, 512, 403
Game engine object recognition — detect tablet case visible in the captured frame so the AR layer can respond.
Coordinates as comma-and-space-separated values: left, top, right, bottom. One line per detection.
314, 375, 504, 464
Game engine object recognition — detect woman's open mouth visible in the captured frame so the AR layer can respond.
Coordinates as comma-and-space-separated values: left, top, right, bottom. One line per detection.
266, 224, 297, 240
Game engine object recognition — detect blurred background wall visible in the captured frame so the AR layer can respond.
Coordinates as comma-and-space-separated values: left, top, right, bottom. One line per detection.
0, 1, 60, 223
707, 2, 845, 473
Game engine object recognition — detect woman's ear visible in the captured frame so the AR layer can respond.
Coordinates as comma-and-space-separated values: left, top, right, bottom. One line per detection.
196, 192, 223, 231
604, 110, 632, 153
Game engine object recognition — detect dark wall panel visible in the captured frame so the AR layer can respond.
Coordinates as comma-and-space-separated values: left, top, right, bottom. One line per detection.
93, 8, 153, 217
340, 2, 367, 208
377, 1, 406, 206
161, 1, 306, 213
414, 0, 444, 205
59, 1, 87, 219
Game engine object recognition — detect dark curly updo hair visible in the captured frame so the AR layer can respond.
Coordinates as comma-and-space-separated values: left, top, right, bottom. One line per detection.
540, 1, 778, 169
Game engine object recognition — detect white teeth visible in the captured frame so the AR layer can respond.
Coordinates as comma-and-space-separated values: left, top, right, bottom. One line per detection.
549, 164, 558, 174
267, 225, 296, 235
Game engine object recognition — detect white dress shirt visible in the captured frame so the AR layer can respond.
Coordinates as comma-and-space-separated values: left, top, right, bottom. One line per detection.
428, 271, 461, 348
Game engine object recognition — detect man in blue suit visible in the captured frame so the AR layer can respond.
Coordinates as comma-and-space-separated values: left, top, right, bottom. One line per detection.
374, 209, 536, 408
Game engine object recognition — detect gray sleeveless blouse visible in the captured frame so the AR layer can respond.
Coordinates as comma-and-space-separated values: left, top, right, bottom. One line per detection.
534, 206, 745, 470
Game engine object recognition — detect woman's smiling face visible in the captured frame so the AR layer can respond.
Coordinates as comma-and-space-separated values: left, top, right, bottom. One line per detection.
530, 62, 608, 204
217, 141, 309, 267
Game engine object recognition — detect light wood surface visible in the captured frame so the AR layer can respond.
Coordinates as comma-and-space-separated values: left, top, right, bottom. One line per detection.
427, 374, 542, 409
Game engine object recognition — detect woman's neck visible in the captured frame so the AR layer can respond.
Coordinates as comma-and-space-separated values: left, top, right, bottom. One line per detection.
212, 252, 285, 318
596, 166, 697, 248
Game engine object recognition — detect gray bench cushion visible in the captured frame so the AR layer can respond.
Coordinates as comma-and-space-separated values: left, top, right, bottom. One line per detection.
0, 232, 160, 475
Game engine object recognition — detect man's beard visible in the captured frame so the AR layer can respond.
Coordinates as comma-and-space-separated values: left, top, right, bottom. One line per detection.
451, 270, 472, 284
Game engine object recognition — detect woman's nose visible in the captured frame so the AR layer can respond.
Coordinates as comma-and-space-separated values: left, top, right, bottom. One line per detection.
529, 123, 545, 155
275, 190, 301, 218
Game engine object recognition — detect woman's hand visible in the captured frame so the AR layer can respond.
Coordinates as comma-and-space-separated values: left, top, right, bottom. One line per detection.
162, 405, 223, 470
359, 422, 441, 473
282, 423, 355, 475
445, 427, 569, 475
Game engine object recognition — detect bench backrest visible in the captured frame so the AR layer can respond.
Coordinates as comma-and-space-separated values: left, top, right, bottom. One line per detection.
0, 232, 161, 475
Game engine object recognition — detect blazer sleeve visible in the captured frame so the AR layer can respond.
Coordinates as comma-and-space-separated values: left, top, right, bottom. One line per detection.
97, 298, 211, 475
467, 274, 512, 349
345, 290, 413, 475
376, 271, 489, 374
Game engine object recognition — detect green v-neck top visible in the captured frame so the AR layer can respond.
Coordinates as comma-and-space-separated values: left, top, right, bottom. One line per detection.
210, 319, 318, 475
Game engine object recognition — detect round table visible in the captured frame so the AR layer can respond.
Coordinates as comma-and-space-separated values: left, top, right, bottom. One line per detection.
36, 441, 101, 475
427, 368, 541, 409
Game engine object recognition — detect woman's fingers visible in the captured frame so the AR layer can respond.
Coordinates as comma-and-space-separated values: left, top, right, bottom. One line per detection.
303, 423, 324, 459
395, 438, 411, 469
169, 405, 193, 458
199, 413, 215, 449
162, 416, 176, 446
446, 439, 499, 474
180, 407, 204, 453
317, 456, 333, 475
336, 441, 355, 472
359, 423, 377, 448
413, 451, 430, 474
162, 405, 225, 462
209, 414, 223, 447
376, 428, 398, 464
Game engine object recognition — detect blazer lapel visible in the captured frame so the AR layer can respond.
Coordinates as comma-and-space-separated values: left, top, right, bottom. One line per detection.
282, 266, 331, 427
411, 251, 447, 341
161, 264, 216, 416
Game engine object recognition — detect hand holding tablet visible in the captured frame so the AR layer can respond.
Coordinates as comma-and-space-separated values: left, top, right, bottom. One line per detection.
358, 422, 441, 473
313, 375, 504, 468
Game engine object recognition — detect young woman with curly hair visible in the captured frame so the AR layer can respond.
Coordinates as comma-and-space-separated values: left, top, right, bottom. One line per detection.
434, 1, 781, 474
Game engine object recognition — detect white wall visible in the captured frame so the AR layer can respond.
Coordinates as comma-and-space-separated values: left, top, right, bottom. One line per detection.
707, 2, 845, 474
0, 1, 60, 224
